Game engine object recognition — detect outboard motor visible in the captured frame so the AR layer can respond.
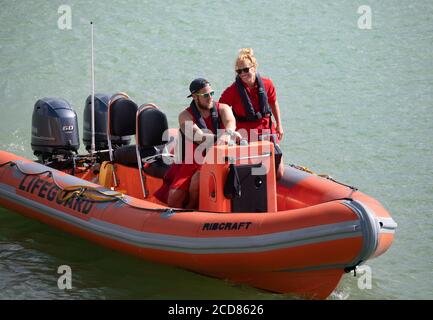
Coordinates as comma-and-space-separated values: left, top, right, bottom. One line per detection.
83, 93, 131, 152
31, 98, 80, 163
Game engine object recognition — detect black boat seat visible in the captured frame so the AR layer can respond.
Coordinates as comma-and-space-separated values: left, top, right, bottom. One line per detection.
107, 92, 138, 161
107, 93, 138, 160
135, 104, 173, 197
136, 105, 172, 162
108, 93, 138, 138
98, 93, 138, 188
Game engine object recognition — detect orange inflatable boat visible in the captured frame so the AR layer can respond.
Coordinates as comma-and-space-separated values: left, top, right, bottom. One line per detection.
0, 95, 397, 299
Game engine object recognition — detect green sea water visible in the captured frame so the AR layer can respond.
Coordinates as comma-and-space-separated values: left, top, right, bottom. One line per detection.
0, 0, 432, 299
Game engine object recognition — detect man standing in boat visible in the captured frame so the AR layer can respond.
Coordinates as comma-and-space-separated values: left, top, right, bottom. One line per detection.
155, 78, 240, 209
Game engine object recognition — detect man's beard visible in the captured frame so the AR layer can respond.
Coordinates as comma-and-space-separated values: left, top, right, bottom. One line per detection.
196, 100, 212, 110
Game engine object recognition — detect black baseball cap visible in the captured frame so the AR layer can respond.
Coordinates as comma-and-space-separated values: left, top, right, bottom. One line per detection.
187, 78, 210, 98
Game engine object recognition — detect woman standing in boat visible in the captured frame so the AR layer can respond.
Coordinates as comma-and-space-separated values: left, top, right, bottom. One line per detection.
219, 48, 285, 179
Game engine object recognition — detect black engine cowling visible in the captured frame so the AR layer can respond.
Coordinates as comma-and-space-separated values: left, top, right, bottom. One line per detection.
31, 98, 79, 162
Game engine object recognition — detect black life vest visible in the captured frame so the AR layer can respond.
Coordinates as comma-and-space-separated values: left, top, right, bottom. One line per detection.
234, 73, 272, 122
189, 100, 219, 133
178, 101, 220, 162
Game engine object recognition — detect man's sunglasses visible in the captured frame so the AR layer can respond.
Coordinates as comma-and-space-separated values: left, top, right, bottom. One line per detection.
195, 91, 215, 98
236, 67, 252, 74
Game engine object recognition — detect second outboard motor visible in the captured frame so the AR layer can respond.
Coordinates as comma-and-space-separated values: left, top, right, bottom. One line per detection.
31, 98, 80, 163
83, 93, 131, 152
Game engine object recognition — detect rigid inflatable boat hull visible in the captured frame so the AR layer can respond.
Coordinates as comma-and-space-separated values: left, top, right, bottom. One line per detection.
0, 151, 396, 299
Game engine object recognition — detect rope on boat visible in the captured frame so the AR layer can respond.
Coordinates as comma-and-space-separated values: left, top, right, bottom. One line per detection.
56, 185, 125, 203
0, 160, 194, 213
289, 163, 358, 194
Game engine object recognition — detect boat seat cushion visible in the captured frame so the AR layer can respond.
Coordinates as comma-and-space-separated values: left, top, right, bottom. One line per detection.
141, 159, 170, 179
113, 145, 137, 167
113, 145, 170, 179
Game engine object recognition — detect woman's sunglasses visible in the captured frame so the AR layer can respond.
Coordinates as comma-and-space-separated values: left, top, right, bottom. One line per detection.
195, 91, 215, 98
236, 67, 252, 74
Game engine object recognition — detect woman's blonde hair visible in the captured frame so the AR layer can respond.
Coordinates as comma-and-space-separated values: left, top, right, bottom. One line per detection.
235, 48, 258, 69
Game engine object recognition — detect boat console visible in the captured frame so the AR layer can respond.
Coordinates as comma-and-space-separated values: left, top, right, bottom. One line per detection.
199, 141, 277, 213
